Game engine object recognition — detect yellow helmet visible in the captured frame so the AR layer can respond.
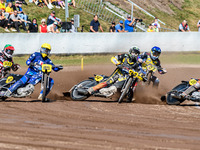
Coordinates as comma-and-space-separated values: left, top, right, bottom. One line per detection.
40, 43, 51, 58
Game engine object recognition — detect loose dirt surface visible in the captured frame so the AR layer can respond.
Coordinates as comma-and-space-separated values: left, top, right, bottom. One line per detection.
0, 64, 200, 150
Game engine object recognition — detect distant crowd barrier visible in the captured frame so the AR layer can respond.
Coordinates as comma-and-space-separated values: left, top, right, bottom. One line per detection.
1, 33, 200, 54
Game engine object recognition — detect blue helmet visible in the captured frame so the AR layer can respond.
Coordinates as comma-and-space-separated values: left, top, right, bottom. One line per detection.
150, 46, 161, 60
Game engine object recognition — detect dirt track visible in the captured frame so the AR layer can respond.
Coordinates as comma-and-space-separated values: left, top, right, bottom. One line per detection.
0, 64, 200, 150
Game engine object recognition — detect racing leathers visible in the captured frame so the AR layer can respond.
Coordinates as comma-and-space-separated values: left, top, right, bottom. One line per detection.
0, 52, 19, 78
139, 52, 166, 86
87, 53, 140, 100
6, 52, 61, 97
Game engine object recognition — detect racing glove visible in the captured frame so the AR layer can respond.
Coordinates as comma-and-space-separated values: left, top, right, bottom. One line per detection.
12, 64, 20, 71
158, 69, 167, 74
53, 65, 63, 72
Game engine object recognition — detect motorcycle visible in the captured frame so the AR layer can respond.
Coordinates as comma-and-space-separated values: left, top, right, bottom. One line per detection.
67, 68, 145, 103
161, 78, 200, 105
0, 63, 62, 102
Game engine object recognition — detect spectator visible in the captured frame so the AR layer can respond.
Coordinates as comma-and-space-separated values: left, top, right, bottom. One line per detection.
0, 9, 9, 32
39, 18, 47, 33
124, 15, 137, 32
179, 20, 190, 32
69, 18, 76, 32
13, 1, 28, 26
34, 0, 54, 9
5, 2, 13, 19
49, 21, 59, 33
47, 10, 61, 31
28, 18, 38, 33
90, 15, 103, 33
147, 24, 154, 32
0, 0, 5, 11
197, 20, 200, 32
115, 20, 127, 32
68, 0, 75, 8
9, 10, 28, 32
58, 0, 65, 9
152, 17, 160, 32
109, 21, 115, 32
153, 24, 159, 32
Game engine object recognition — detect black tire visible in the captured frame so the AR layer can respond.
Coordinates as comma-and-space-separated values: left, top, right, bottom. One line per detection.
42, 73, 48, 102
0, 97, 7, 101
70, 80, 93, 101
166, 83, 188, 105
118, 78, 133, 103
147, 71, 152, 85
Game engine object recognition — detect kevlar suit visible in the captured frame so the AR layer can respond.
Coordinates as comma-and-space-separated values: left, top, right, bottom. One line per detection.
87, 53, 140, 99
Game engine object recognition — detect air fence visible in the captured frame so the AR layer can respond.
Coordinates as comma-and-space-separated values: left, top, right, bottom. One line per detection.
0, 33, 200, 55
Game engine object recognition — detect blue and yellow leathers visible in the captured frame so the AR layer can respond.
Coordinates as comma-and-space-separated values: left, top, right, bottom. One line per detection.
8, 52, 60, 95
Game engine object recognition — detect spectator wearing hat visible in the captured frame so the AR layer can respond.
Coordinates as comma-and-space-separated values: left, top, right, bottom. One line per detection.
90, 15, 103, 33
47, 10, 61, 28
109, 21, 115, 32
124, 15, 137, 32
115, 20, 127, 32
197, 20, 200, 32
49, 21, 59, 33
69, 18, 76, 33
39, 18, 47, 33
179, 20, 190, 32
152, 17, 160, 32
13, 1, 28, 26
28, 18, 38, 33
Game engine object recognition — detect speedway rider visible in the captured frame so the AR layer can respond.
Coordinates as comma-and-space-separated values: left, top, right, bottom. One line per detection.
80, 46, 144, 102
4, 43, 63, 101
0, 44, 20, 78
138, 46, 167, 87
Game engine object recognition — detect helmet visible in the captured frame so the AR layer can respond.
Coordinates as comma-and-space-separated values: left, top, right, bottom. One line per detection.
40, 43, 51, 58
2, 44, 15, 59
150, 46, 161, 60
129, 46, 140, 58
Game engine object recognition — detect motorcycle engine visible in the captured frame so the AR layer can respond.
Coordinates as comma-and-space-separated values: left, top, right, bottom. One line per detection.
17, 84, 34, 97
191, 91, 200, 99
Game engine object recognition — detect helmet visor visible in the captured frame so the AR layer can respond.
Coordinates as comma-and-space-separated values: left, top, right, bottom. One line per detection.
6, 49, 14, 55
41, 47, 50, 55
152, 51, 160, 57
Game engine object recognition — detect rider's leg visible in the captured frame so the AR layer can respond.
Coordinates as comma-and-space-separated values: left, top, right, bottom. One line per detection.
87, 73, 119, 94
4, 74, 31, 97
181, 81, 200, 97
39, 77, 54, 96
151, 76, 159, 87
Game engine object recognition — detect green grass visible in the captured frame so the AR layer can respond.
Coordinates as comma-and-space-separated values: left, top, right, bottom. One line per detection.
12, 52, 200, 67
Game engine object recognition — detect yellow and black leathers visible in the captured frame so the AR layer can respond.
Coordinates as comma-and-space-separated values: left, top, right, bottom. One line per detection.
87, 54, 139, 94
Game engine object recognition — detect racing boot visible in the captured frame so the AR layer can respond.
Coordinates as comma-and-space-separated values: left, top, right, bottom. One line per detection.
4, 90, 12, 97
38, 94, 50, 102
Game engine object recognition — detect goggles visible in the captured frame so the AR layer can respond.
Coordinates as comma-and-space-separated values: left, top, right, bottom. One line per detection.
41, 47, 50, 55
6, 49, 14, 55
152, 51, 160, 57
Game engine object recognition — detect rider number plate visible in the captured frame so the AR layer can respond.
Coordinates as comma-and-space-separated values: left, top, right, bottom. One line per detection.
42, 64, 52, 73
3, 61, 12, 67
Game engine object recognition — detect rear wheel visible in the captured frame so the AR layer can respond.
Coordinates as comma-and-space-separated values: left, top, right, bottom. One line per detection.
71, 80, 93, 101
42, 74, 48, 102
118, 78, 133, 103
167, 83, 188, 105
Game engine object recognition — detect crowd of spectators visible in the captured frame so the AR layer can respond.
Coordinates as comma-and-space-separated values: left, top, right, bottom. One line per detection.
1, 0, 200, 33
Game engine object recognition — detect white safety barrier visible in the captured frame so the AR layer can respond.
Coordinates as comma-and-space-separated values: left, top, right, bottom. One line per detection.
0, 32, 200, 54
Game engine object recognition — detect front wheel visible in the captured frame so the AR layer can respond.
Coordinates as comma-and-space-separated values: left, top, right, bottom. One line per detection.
71, 80, 93, 101
166, 83, 188, 105
118, 77, 133, 103
42, 73, 48, 102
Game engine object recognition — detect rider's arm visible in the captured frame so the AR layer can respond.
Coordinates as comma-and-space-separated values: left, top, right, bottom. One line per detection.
26, 52, 37, 66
